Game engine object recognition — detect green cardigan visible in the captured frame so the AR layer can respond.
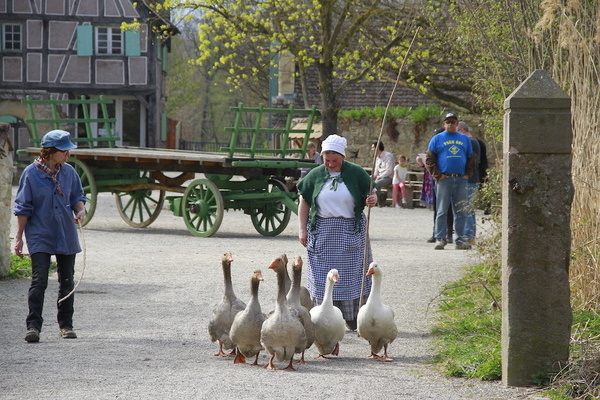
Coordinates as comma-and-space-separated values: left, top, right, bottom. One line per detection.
297, 160, 372, 232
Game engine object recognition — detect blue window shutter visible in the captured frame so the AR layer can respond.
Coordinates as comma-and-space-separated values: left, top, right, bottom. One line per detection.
125, 30, 140, 56
77, 25, 93, 56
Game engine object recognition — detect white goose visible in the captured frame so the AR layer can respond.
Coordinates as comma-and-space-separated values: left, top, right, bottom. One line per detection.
208, 253, 246, 357
229, 269, 266, 365
309, 269, 346, 358
357, 262, 398, 362
286, 256, 315, 364
260, 256, 307, 371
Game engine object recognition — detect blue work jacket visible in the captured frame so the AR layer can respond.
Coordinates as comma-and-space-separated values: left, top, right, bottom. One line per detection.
13, 162, 86, 255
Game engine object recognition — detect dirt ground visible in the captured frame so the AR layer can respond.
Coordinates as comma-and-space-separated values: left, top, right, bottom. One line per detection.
1, 189, 546, 400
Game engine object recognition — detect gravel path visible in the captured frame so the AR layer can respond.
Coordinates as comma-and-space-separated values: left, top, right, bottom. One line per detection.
1, 188, 546, 399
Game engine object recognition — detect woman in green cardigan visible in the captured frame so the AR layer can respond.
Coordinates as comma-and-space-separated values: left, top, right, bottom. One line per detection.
297, 134, 377, 330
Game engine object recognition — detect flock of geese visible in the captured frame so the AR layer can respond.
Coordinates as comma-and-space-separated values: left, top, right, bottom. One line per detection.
208, 253, 398, 371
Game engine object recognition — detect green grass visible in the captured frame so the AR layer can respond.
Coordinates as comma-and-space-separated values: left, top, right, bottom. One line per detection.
431, 262, 503, 380
431, 261, 600, 398
3, 255, 33, 279
2, 255, 59, 280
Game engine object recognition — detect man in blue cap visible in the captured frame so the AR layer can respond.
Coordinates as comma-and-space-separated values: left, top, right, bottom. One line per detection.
425, 113, 477, 250
14, 129, 86, 342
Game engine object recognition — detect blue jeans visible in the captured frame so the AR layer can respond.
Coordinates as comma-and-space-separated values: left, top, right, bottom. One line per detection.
434, 177, 469, 241
27, 253, 76, 331
465, 183, 479, 239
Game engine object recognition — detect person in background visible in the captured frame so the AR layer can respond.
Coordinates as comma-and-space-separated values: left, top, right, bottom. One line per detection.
457, 121, 481, 243
370, 140, 395, 207
418, 146, 454, 244
13, 130, 86, 343
299, 141, 321, 179
392, 155, 409, 208
297, 134, 377, 330
426, 113, 476, 250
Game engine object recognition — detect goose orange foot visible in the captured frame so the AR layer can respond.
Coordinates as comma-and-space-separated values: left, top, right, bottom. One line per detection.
214, 341, 237, 357
264, 355, 278, 370
233, 350, 246, 364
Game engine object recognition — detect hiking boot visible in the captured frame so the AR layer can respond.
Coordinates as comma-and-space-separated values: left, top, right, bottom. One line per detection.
60, 327, 77, 339
455, 240, 472, 250
25, 328, 40, 343
434, 239, 447, 250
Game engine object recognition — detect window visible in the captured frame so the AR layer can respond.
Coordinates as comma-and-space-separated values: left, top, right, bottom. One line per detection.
3, 24, 22, 51
96, 27, 123, 55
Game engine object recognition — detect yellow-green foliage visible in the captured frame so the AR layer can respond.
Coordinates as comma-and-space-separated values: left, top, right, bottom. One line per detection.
159, 0, 418, 90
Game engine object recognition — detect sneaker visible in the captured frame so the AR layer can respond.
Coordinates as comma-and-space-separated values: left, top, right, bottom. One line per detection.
25, 328, 40, 343
60, 327, 77, 339
402, 198, 408, 205
446, 236, 453, 244
394, 204, 402, 209
455, 240, 472, 250
434, 239, 447, 250
427, 236, 436, 243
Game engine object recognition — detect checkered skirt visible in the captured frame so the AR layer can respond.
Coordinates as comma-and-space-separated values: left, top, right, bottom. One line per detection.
306, 215, 372, 310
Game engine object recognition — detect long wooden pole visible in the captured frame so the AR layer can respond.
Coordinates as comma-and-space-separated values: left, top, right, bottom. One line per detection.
359, 27, 421, 309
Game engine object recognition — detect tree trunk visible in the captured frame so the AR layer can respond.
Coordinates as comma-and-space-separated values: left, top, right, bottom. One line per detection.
316, 62, 339, 140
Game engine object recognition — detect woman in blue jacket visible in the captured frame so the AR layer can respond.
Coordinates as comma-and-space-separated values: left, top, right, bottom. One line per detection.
14, 130, 86, 343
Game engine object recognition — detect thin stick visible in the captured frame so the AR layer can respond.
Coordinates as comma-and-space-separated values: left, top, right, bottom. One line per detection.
58, 221, 86, 304
359, 27, 421, 308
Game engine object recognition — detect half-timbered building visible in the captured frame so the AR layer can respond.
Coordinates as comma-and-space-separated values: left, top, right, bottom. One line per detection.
0, 0, 177, 159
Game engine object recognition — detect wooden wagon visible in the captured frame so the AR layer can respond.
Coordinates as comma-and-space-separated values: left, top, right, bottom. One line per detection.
20, 97, 319, 237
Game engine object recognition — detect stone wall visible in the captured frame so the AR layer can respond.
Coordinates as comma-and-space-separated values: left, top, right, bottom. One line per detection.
0, 122, 13, 276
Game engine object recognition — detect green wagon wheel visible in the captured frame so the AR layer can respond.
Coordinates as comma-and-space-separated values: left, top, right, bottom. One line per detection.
182, 179, 224, 237
114, 174, 165, 228
68, 158, 97, 227
250, 179, 291, 236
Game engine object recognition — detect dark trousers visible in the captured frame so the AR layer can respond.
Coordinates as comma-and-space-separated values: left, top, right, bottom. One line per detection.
27, 253, 76, 331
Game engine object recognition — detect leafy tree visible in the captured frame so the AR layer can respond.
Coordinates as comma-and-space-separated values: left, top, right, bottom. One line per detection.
153, 0, 421, 138
166, 17, 266, 143
419, 0, 554, 136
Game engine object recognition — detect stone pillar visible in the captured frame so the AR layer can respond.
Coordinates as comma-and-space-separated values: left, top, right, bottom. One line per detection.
0, 122, 14, 276
501, 70, 573, 386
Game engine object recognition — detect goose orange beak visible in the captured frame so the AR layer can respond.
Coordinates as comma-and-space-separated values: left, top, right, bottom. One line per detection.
269, 258, 281, 270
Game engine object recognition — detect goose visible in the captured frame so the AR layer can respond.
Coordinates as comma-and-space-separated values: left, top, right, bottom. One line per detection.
357, 262, 398, 362
260, 256, 307, 371
208, 253, 246, 357
309, 269, 346, 358
281, 253, 292, 294
288, 256, 313, 311
286, 256, 315, 364
229, 269, 266, 365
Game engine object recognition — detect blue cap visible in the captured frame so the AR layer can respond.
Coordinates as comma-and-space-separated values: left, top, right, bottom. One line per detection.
41, 130, 77, 150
